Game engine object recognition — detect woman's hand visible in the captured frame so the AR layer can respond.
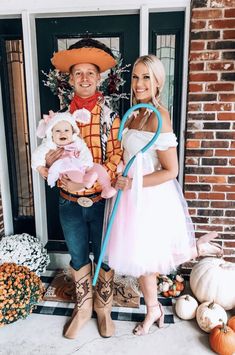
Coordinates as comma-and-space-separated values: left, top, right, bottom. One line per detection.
60, 175, 85, 193
115, 175, 132, 191
45, 148, 64, 168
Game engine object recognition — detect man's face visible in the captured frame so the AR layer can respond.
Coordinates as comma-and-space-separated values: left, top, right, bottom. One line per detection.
52, 120, 73, 146
69, 63, 101, 98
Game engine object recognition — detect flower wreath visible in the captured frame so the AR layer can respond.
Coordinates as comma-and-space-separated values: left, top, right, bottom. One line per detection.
42, 51, 130, 111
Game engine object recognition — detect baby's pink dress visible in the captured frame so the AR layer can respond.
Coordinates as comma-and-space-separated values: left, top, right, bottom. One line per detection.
105, 129, 197, 277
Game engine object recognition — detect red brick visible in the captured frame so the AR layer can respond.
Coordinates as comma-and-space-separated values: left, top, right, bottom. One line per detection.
192, 9, 223, 19
199, 176, 227, 183
188, 103, 202, 111
207, 62, 234, 71
188, 93, 217, 102
198, 192, 225, 200
227, 193, 235, 200
218, 112, 235, 120
207, 83, 234, 91
215, 149, 235, 156
223, 30, 235, 39
211, 218, 235, 225
191, 41, 205, 50
211, 201, 235, 208
184, 192, 197, 199
202, 141, 229, 148
216, 132, 235, 140
230, 158, 235, 165
196, 225, 223, 232
219, 93, 235, 101
214, 167, 235, 175
185, 175, 198, 183
224, 8, 235, 17
231, 142, 235, 148
190, 63, 205, 71
190, 73, 218, 82
204, 103, 232, 111
224, 242, 235, 249
190, 52, 220, 61
186, 140, 201, 148
186, 132, 214, 139
185, 157, 199, 165
213, 185, 235, 192
186, 149, 213, 157
191, 21, 207, 30
209, 19, 235, 29
188, 208, 197, 216
189, 83, 204, 92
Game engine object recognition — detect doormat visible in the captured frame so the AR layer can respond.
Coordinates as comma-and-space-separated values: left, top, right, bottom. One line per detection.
33, 270, 174, 324
42, 270, 140, 308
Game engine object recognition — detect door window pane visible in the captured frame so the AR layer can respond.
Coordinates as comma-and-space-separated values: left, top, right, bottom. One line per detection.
5, 40, 34, 218
156, 34, 176, 121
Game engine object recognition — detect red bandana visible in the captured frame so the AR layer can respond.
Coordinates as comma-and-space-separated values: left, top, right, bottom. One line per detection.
70, 92, 103, 113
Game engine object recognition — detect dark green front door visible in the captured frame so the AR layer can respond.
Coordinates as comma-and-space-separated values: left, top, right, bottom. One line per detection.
36, 15, 140, 249
0, 19, 35, 235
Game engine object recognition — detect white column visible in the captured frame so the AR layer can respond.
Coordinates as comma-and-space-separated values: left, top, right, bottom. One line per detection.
21, 11, 48, 245
139, 4, 149, 56
0, 84, 13, 235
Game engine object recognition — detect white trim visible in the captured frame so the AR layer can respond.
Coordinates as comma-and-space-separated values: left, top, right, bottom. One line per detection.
0, 84, 13, 235
0, 1, 190, 16
140, 5, 149, 56
178, 3, 190, 186
21, 11, 48, 245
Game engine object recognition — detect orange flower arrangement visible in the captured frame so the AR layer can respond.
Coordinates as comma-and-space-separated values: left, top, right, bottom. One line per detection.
0, 263, 44, 327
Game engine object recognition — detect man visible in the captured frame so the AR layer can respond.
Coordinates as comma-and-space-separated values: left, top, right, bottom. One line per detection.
49, 38, 122, 339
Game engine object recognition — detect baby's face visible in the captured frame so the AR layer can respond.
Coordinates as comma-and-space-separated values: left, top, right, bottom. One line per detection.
52, 121, 73, 146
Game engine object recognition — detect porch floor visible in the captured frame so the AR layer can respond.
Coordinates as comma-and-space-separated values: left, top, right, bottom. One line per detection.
0, 307, 215, 355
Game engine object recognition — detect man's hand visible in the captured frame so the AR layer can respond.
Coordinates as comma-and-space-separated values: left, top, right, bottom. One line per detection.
37, 166, 48, 180
60, 175, 85, 193
45, 148, 64, 168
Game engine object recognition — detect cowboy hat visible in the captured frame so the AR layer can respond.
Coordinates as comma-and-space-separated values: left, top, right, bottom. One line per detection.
51, 38, 117, 73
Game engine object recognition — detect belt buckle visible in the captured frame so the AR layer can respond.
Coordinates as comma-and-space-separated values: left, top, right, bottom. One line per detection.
77, 196, 93, 207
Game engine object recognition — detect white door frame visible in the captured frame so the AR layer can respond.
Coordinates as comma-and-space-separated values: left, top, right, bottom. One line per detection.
0, 0, 191, 243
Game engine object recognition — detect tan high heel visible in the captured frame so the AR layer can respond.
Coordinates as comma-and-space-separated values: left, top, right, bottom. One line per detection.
196, 232, 223, 257
133, 303, 164, 336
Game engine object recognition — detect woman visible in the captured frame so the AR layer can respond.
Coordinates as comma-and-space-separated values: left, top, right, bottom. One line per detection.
105, 54, 222, 336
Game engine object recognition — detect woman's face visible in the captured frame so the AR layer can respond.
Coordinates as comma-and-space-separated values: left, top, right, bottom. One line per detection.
131, 62, 158, 103
69, 63, 101, 98
52, 121, 73, 146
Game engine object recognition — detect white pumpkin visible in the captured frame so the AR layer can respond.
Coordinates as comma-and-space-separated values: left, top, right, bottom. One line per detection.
190, 257, 235, 310
175, 294, 198, 320
196, 301, 228, 333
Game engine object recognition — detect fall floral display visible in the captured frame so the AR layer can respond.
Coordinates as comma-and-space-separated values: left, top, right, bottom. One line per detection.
42, 51, 130, 111
157, 272, 185, 298
0, 233, 50, 276
0, 263, 44, 327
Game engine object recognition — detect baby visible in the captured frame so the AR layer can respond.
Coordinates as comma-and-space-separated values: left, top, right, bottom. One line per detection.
31, 110, 116, 199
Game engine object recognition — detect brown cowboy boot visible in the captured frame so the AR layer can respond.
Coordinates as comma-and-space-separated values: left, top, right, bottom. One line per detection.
63, 263, 93, 339
93, 267, 115, 338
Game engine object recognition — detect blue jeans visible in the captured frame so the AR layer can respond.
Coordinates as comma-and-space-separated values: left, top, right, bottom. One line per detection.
59, 196, 108, 271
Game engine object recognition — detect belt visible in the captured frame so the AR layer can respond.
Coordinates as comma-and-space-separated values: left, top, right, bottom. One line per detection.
60, 190, 102, 207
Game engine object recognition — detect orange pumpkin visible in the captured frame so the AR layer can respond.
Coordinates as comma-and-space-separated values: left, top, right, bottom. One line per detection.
228, 316, 235, 332
209, 323, 235, 355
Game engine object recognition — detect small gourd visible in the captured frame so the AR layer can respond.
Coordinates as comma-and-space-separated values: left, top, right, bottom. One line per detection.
196, 301, 227, 333
175, 294, 198, 320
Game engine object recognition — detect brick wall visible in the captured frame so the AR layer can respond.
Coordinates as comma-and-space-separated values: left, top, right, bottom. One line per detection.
182, 0, 235, 271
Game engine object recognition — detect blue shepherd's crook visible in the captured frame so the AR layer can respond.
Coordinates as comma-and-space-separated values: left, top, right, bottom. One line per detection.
92, 103, 163, 286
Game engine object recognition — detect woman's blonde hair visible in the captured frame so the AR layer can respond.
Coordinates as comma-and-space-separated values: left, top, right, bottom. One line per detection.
131, 54, 166, 108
